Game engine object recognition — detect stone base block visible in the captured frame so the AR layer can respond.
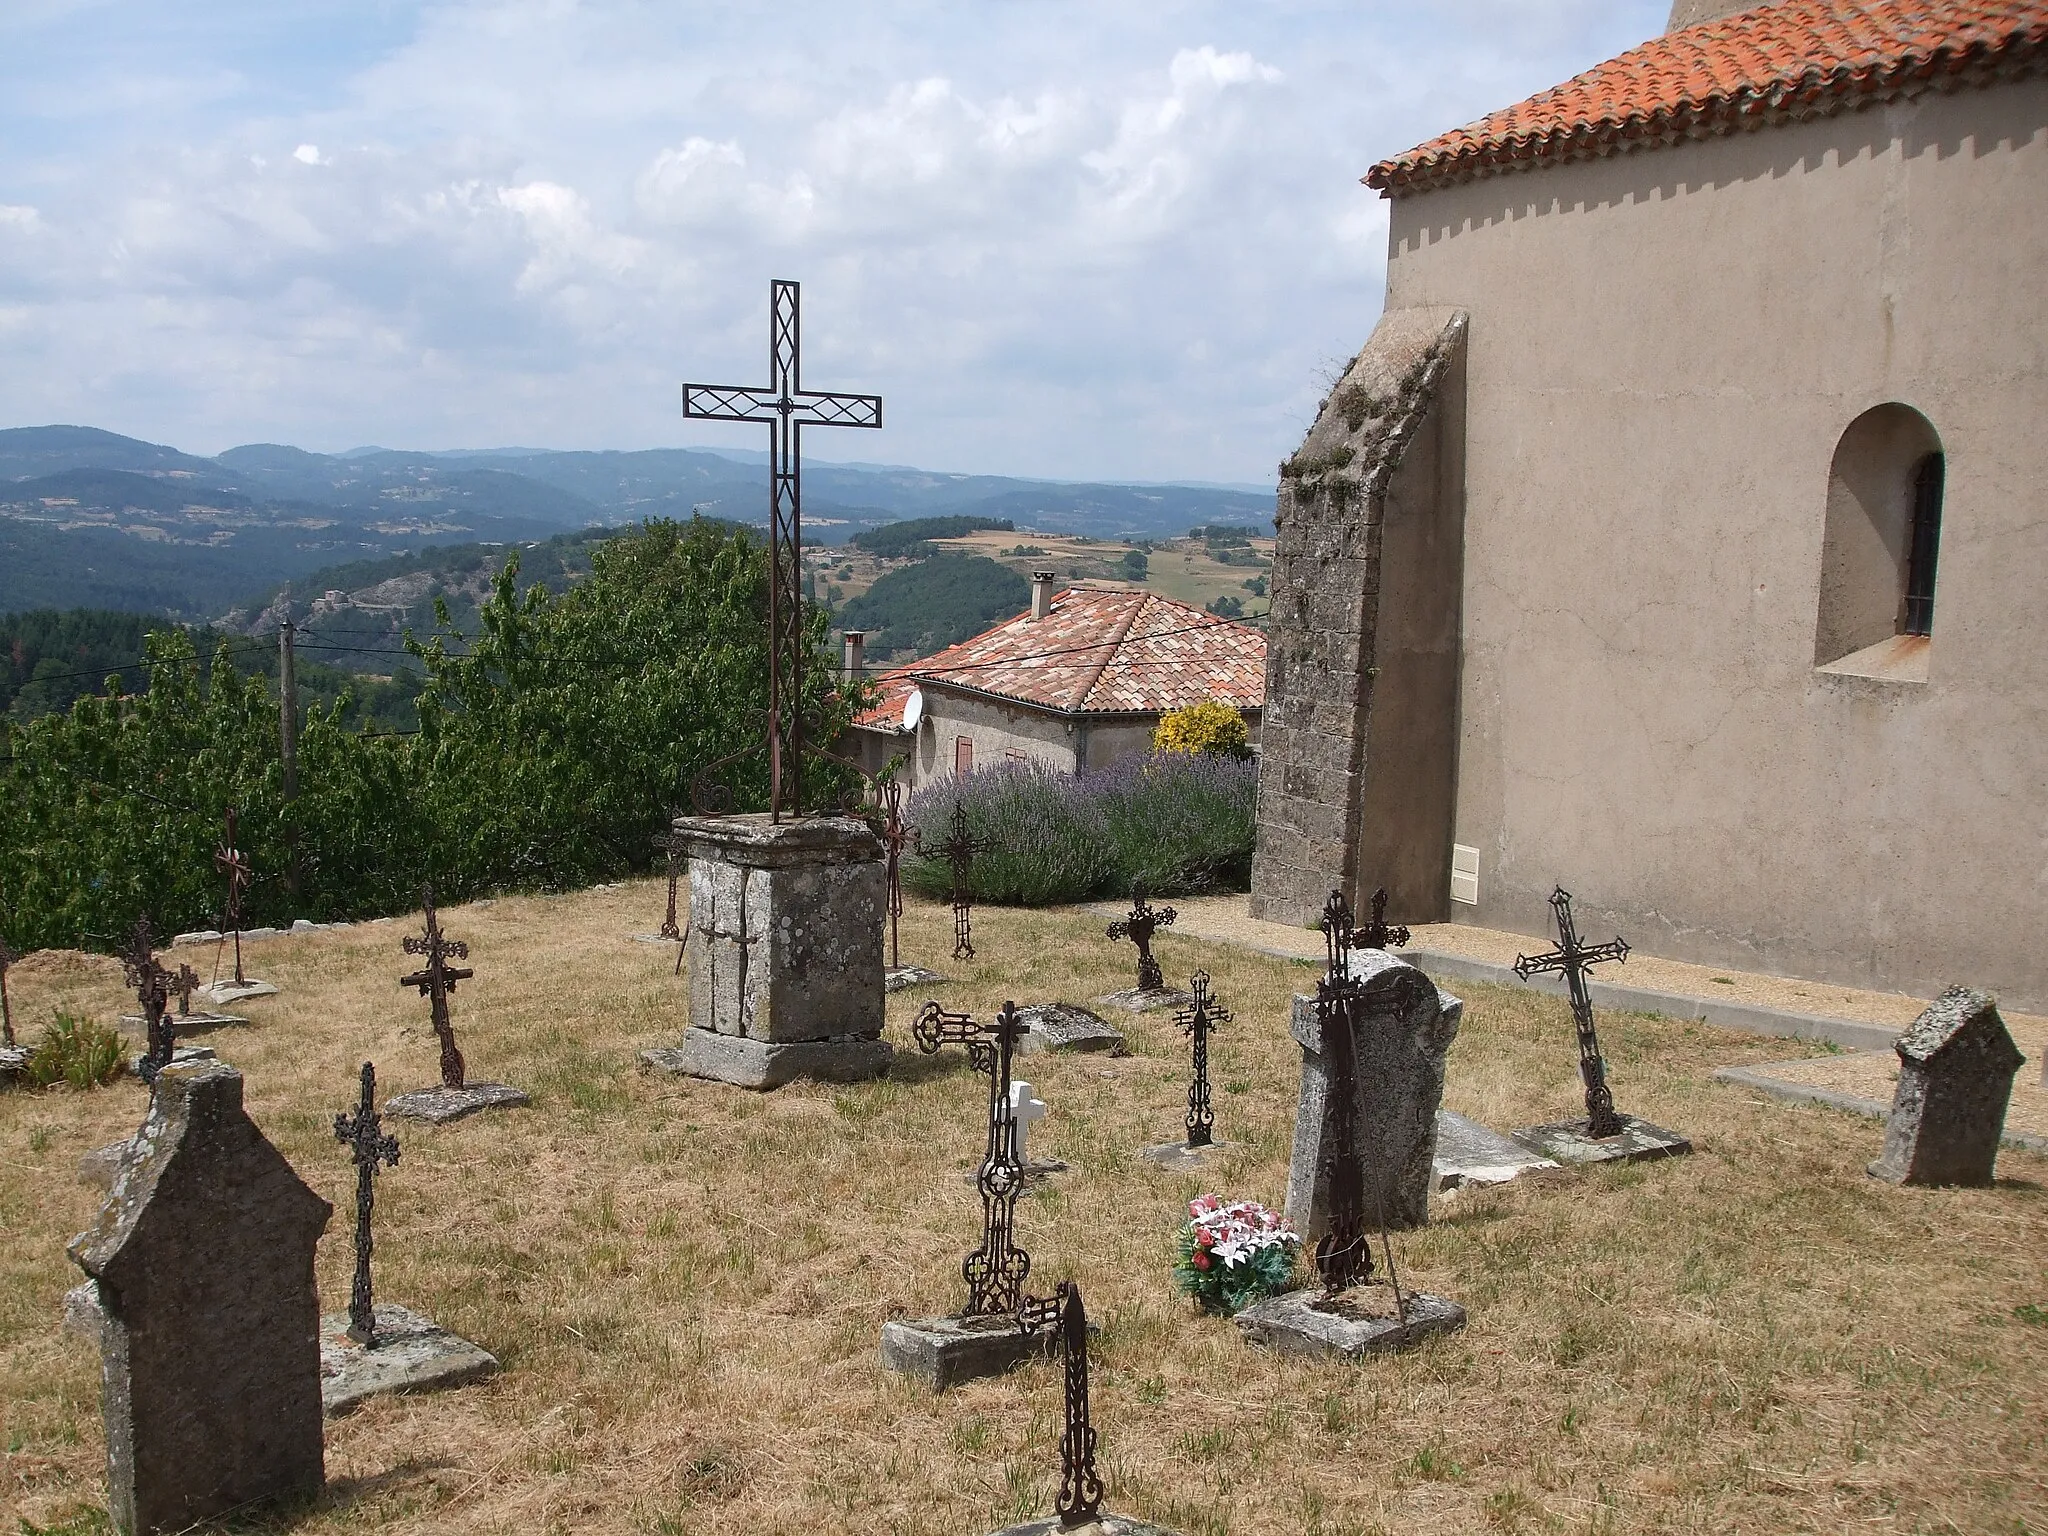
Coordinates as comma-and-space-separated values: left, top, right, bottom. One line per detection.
1433, 1110, 1563, 1191
987, 1518, 1184, 1536
880, 1313, 1051, 1390
384, 1081, 531, 1125
641, 1028, 892, 1090
124, 1011, 249, 1036
1234, 1287, 1466, 1359
129, 1044, 217, 1076
886, 966, 948, 993
1139, 1139, 1235, 1172
1096, 987, 1193, 1015
0, 1044, 27, 1080
1513, 1114, 1692, 1167
1018, 1004, 1127, 1055
320, 1305, 500, 1416
197, 980, 278, 1007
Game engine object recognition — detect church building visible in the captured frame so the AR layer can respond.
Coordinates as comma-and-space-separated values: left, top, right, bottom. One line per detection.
1251, 0, 2048, 1007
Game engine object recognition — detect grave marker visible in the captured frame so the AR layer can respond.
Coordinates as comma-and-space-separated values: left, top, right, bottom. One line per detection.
334, 1062, 400, 1345
1, 933, 17, 1047
1105, 882, 1177, 993
387, 888, 528, 1123
121, 920, 178, 1087
1142, 972, 1235, 1170
1869, 986, 2026, 1187
198, 807, 276, 1005
1510, 887, 1691, 1166
933, 800, 990, 961
68, 1062, 331, 1535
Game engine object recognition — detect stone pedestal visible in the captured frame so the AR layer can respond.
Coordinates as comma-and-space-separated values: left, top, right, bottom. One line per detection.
1513, 1114, 1691, 1168
124, 1011, 248, 1036
319, 1305, 499, 1416
384, 1081, 530, 1125
1096, 987, 1192, 1015
886, 965, 947, 993
1139, 1139, 1236, 1172
1432, 1110, 1562, 1191
1234, 1287, 1466, 1359
643, 813, 889, 1089
879, 1313, 1051, 1390
197, 980, 278, 1007
1017, 1004, 1126, 1056
1870, 985, 2026, 1187
1285, 952, 1462, 1240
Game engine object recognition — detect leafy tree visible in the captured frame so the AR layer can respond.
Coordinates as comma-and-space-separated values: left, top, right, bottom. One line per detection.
1153, 699, 1251, 758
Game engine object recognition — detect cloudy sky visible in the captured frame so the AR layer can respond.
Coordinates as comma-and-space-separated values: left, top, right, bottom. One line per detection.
0, 1, 1667, 483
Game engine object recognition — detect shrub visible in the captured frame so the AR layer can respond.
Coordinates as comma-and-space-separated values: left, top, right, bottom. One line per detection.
1153, 700, 1251, 758
24, 1011, 128, 1089
1172, 1195, 1300, 1315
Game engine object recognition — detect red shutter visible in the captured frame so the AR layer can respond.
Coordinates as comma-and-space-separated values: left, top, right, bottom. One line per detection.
955, 737, 974, 775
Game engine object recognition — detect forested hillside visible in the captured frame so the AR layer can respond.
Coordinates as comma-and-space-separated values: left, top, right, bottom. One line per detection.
836, 555, 1030, 660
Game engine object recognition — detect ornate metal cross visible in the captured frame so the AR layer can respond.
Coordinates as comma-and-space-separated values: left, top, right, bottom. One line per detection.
171, 962, 200, 1018
334, 1061, 401, 1346
122, 918, 178, 1085
877, 776, 914, 970
1017, 1280, 1105, 1528
214, 806, 254, 986
401, 886, 474, 1090
0, 935, 16, 1048
682, 279, 882, 822
652, 817, 688, 944
1314, 889, 1376, 1292
1105, 882, 1177, 992
1514, 886, 1630, 1138
913, 999, 1034, 1317
1355, 886, 1411, 951
931, 800, 990, 960
1172, 971, 1233, 1148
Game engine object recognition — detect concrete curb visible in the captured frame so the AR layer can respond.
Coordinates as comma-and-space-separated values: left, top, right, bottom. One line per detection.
1712, 1064, 2048, 1153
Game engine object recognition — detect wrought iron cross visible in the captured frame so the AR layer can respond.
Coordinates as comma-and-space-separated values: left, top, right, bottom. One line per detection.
682, 279, 882, 821
1172, 971, 1233, 1148
877, 776, 914, 970
1355, 886, 1411, 951
0, 935, 16, 1048
1017, 1280, 1105, 1528
652, 817, 688, 944
913, 999, 1034, 1317
931, 801, 990, 961
334, 1061, 401, 1346
1105, 882, 1177, 992
122, 918, 177, 1085
1314, 889, 1376, 1292
214, 806, 254, 986
171, 962, 200, 1018
1514, 886, 1630, 1138
401, 885, 474, 1090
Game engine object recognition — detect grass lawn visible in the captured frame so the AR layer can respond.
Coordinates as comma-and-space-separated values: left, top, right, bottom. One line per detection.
2, 882, 2043, 1535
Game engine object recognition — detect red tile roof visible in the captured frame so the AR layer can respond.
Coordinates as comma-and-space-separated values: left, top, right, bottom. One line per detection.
1367, 0, 2048, 195
852, 588, 1266, 728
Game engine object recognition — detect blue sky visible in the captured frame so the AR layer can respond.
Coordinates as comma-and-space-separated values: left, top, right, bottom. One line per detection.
0, 1, 1668, 482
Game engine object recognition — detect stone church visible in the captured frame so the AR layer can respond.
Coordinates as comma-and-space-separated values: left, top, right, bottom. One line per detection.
1252, 0, 2048, 1008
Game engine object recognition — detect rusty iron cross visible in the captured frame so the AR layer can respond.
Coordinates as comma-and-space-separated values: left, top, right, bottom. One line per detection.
122, 918, 178, 1085
214, 806, 254, 986
652, 811, 690, 976
1016, 1281, 1105, 1527
171, 962, 200, 1018
1313, 889, 1378, 1294
913, 999, 1035, 1317
401, 886, 474, 1090
877, 776, 914, 970
334, 1061, 401, 1346
1514, 886, 1630, 1139
931, 800, 990, 961
1172, 971, 1233, 1149
1354, 886, 1411, 951
1105, 882, 1177, 993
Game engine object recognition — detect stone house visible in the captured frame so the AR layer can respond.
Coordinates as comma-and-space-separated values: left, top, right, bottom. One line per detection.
1252, 0, 2048, 1008
846, 571, 1266, 788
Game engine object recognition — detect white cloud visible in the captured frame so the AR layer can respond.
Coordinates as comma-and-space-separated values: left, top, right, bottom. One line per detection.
292, 143, 323, 164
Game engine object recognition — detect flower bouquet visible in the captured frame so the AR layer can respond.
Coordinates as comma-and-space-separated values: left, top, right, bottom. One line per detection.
1171, 1194, 1301, 1316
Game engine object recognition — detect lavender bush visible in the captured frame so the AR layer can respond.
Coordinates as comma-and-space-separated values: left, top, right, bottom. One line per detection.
903, 752, 1257, 905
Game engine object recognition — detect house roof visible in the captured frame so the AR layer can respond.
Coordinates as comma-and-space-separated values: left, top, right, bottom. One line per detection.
1366, 0, 2048, 195
852, 587, 1267, 728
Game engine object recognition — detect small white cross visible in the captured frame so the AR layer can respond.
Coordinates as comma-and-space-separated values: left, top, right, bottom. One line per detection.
1009, 1080, 1048, 1165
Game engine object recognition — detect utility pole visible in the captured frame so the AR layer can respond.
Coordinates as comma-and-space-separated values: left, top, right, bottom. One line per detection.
279, 602, 300, 902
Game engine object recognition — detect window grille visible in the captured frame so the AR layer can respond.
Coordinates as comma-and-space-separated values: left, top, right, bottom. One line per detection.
1902, 452, 1944, 637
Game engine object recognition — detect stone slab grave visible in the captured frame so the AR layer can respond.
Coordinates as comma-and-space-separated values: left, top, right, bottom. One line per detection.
1514, 1115, 1692, 1167
319, 1304, 499, 1416
1096, 985, 1193, 1015
640, 812, 891, 1089
1869, 985, 2027, 1187
886, 964, 947, 994
123, 1011, 248, 1035
1015, 1003, 1126, 1056
880, 1313, 1053, 1391
1235, 1288, 1469, 1358
1139, 1139, 1235, 1172
384, 1081, 531, 1125
385, 888, 530, 1124
67, 1062, 332, 1536
196, 979, 279, 1007
991, 1520, 1180, 1536
1432, 1109, 1562, 1190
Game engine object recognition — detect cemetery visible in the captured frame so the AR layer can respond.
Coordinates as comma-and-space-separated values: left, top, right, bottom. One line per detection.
2, 877, 2044, 1534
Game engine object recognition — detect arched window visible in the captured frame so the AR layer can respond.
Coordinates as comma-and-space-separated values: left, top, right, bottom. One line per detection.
1814, 405, 1944, 676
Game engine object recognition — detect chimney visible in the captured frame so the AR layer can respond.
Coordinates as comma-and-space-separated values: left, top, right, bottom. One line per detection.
1030, 571, 1057, 621
842, 631, 865, 683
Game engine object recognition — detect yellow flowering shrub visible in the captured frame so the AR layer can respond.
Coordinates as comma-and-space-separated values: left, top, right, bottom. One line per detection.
1152, 699, 1250, 757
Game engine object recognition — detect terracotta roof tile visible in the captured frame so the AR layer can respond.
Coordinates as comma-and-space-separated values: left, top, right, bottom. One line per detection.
1367, 0, 2048, 195
851, 588, 1266, 728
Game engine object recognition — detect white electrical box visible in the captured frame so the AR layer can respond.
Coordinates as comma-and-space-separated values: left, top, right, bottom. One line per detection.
1450, 844, 1479, 906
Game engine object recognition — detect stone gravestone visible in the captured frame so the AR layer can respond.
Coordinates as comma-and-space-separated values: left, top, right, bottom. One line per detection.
1015, 1002, 1126, 1057
1869, 985, 2027, 1188
1284, 949, 1462, 1238
67, 1062, 331, 1536
641, 813, 891, 1089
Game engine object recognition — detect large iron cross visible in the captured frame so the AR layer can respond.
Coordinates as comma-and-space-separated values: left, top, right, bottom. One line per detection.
122, 918, 177, 1085
913, 999, 1034, 1317
683, 279, 882, 821
1172, 971, 1232, 1148
932, 801, 990, 960
1514, 886, 1629, 1138
334, 1061, 401, 1346
877, 775, 913, 970
401, 886, 474, 1090
1017, 1280, 1105, 1527
1106, 882, 1177, 993
214, 806, 253, 986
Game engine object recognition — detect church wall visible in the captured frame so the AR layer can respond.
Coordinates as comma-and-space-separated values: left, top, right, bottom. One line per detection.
1379, 79, 2048, 1007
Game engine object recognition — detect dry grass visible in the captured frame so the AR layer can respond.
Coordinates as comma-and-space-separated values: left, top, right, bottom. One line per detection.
3, 883, 2045, 1536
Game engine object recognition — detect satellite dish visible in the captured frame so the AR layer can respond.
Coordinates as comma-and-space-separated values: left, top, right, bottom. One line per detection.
902, 687, 924, 732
